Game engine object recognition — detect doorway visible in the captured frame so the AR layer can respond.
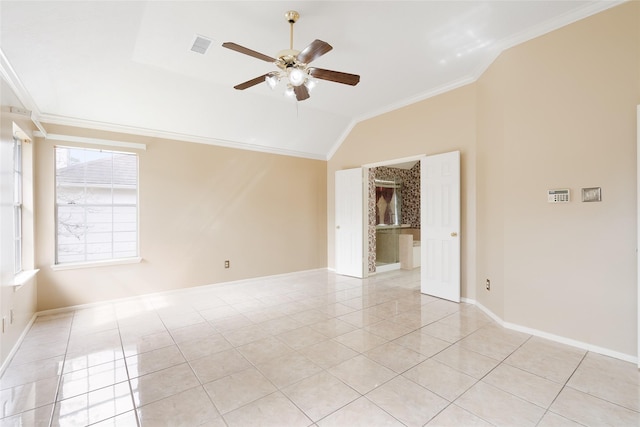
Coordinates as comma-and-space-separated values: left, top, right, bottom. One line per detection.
336, 152, 460, 302
367, 159, 421, 274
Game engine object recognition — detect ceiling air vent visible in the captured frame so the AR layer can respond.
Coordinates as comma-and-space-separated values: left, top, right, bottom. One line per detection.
190, 35, 212, 54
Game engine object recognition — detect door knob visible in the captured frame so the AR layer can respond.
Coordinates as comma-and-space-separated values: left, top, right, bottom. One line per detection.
450, 232, 458, 237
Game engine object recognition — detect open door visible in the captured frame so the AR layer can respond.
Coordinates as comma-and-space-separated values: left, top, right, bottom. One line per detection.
636, 105, 639, 368
421, 151, 461, 302
335, 168, 366, 278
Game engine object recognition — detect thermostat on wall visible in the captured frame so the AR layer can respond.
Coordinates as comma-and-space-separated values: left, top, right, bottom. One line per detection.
547, 189, 570, 203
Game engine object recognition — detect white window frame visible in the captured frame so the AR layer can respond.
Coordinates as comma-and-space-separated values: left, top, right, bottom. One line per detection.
13, 136, 22, 274
54, 146, 140, 267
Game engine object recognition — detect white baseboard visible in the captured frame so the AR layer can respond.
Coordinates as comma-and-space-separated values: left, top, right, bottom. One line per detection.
0, 313, 37, 377
376, 263, 401, 273
37, 268, 329, 317
462, 297, 637, 364
8, 270, 637, 376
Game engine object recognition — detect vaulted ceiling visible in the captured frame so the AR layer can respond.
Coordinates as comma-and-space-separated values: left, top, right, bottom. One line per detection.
0, 1, 622, 159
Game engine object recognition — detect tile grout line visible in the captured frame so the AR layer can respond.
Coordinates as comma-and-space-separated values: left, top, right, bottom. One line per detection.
116, 308, 142, 427
48, 313, 75, 427
534, 350, 588, 426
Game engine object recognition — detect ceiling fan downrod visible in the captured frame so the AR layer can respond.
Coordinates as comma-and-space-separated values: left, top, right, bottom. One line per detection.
285, 10, 299, 50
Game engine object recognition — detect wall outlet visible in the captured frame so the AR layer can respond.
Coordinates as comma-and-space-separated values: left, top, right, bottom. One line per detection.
2, 317, 5, 333
10, 309, 13, 324
224, 260, 230, 269
485, 279, 491, 291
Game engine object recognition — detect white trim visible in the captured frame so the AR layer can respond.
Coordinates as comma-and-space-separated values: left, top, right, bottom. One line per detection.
37, 267, 328, 317
51, 257, 142, 271
12, 269, 39, 288
360, 75, 478, 129
637, 104, 640, 368
493, 0, 625, 54
464, 297, 637, 365
2, 269, 322, 374
0, 50, 38, 112
363, 154, 427, 169
0, 313, 37, 377
504, 319, 637, 364
0, 49, 46, 135
2, 2, 625, 162
38, 113, 326, 161
375, 263, 401, 273
34, 132, 146, 151
326, 0, 626, 161
325, 120, 358, 160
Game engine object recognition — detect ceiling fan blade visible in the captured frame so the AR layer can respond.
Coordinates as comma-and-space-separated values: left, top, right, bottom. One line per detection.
309, 68, 360, 86
234, 73, 270, 90
296, 39, 333, 64
294, 85, 310, 101
222, 42, 276, 63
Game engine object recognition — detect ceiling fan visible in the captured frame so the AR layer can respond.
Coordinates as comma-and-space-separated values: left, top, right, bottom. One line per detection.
222, 10, 360, 102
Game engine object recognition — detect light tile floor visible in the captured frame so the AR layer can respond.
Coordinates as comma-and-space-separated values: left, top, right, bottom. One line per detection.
1, 269, 639, 426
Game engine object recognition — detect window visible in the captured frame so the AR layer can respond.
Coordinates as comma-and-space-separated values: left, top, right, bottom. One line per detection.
55, 146, 138, 264
13, 136, 22, 273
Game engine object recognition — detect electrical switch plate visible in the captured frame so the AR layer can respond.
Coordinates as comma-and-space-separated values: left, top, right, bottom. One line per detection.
582, 187, 601, 202
224, 260, 230, 269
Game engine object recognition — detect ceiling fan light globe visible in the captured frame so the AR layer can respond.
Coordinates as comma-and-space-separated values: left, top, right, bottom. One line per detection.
288, 68, 306, 86
284, 86, 295, 97
304, 79, 316, 91
265, 74, 279, 89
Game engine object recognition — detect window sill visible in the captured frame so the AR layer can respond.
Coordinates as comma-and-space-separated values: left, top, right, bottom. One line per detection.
13, 269, 40, 289
51, 257, 142, 271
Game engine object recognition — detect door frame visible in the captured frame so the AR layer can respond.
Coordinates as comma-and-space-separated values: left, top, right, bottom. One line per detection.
363, 153, 461, 301
363, 154, 428, 279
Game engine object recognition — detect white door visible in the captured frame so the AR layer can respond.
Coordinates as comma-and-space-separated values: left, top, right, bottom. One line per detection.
335, 168, 365, 278
636, 104, 639, 368
421, 151, 461, 302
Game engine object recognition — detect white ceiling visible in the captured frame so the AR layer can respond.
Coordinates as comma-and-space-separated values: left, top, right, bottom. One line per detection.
0, 1, 622, 160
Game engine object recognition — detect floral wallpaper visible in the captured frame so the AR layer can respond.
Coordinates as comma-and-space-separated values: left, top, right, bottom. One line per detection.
368, 162, 421, 273
373, 163, 421, 227
367, 168, 377, 273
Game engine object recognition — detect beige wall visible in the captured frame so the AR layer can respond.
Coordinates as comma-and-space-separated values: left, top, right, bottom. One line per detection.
35, 124, 327, 311
477, 1, 640, 357
328, 84, 478, 300
2, 1, 637, 364
329, 2, 639, 357
475, 52, 507, 319
0, 82, 38, 368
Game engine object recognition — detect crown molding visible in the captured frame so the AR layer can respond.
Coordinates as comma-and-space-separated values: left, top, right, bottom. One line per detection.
38, 113, 326, 161
326, 0, 627, 161
33, 131, 147, 151
0, 49, 47, 135
4, 2, 627, 163
325, 73, 477, 161
1, 45, 324, 161
495, 0, 626, 53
